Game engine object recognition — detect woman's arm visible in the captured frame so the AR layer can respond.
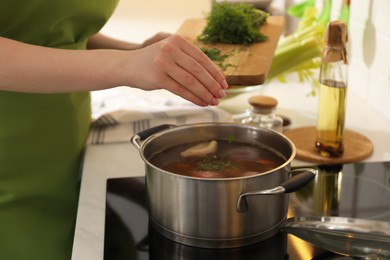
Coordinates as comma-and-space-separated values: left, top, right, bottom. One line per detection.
0, 35, 228, 106
0, 36, 126, 92
86, 32, 171, 50
87, 33, 141, 50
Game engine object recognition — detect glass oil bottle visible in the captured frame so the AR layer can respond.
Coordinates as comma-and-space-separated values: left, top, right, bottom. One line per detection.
241, 95, 283, 133
315, 20, 348, 157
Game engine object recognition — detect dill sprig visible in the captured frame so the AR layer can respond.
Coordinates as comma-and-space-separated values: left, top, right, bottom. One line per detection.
198, 2, 269, 45
200, 47, 236, 71
196, 155, 233, 172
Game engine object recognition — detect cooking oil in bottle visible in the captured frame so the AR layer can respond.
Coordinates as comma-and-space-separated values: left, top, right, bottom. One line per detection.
315, 21, 348, 157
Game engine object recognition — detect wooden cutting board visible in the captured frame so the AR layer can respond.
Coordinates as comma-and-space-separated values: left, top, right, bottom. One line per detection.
176, 16, 285, 86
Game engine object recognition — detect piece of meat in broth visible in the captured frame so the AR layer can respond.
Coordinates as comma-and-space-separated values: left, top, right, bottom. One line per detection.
180, 140, 218, 158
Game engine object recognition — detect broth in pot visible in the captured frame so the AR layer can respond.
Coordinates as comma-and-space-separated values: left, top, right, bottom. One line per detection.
149, 140, 285, 178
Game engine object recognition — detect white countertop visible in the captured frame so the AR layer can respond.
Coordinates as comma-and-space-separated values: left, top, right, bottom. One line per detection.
71, 1, 390, 259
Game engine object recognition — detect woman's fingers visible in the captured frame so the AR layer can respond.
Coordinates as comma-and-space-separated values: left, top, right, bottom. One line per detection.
177, 35, 229, 91
162, 75, 212, 106
165, 64, 221, 105
161, 35, 227, 105
125, 34, 228, 106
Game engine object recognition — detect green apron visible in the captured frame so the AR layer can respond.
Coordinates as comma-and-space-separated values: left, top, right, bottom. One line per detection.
0, 0, 118, 259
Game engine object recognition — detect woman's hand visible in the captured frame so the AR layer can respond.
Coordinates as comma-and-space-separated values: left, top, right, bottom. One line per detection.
140, 32, 172, 48
125, 34, 228, 106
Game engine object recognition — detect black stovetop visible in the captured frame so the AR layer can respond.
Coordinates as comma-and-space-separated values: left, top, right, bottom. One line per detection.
103, 161, 390, 260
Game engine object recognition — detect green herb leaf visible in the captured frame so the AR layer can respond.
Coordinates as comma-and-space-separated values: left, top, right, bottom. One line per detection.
201, 47, 236, 71
197, 155, 233, 172
227, 134, 235, 143
201, 47, 229, 61
198, 2, 269, 45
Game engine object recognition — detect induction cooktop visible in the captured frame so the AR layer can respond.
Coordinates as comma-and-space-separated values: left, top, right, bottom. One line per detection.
103, 161, 390, 260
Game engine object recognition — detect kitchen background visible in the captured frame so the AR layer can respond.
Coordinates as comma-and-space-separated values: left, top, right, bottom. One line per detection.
347, 0, 390, 121
72, 2, 390, 258
100, 0, 390, 122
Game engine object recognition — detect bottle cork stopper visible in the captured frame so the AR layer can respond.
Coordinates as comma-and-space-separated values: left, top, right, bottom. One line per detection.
324, 20, 348, 46
248, 95, 278, 110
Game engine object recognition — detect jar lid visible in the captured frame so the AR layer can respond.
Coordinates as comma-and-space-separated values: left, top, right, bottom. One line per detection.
248, 95, 278, 109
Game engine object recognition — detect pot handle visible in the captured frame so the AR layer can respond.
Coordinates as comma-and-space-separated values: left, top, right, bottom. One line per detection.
131, 124, 176, 149
236, 168, 317, 213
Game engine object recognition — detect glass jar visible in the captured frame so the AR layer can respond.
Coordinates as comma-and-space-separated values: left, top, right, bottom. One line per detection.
241, 95, 283, 133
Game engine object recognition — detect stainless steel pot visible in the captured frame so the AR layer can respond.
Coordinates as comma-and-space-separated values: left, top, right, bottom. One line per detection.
131, 123, 316, 248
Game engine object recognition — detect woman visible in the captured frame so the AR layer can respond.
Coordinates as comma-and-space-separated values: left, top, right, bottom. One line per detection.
0, 0, 228, 259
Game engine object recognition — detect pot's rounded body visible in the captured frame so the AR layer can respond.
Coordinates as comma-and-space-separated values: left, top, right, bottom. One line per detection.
137, 123, 296, 248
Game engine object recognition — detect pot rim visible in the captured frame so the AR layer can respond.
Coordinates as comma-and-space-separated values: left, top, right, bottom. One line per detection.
138, 122, 296, 181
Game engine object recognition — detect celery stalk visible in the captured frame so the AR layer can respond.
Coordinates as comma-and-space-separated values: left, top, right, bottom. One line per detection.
268, 36, 323, 79
287, 0, 316, 18
277, 24, 323, 50
266, 5, 326, 94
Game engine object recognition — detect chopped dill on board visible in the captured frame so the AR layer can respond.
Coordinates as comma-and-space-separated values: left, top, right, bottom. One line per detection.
201, 47, 236, 71
198, 2, 269, 45
201, 47, 229, 61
